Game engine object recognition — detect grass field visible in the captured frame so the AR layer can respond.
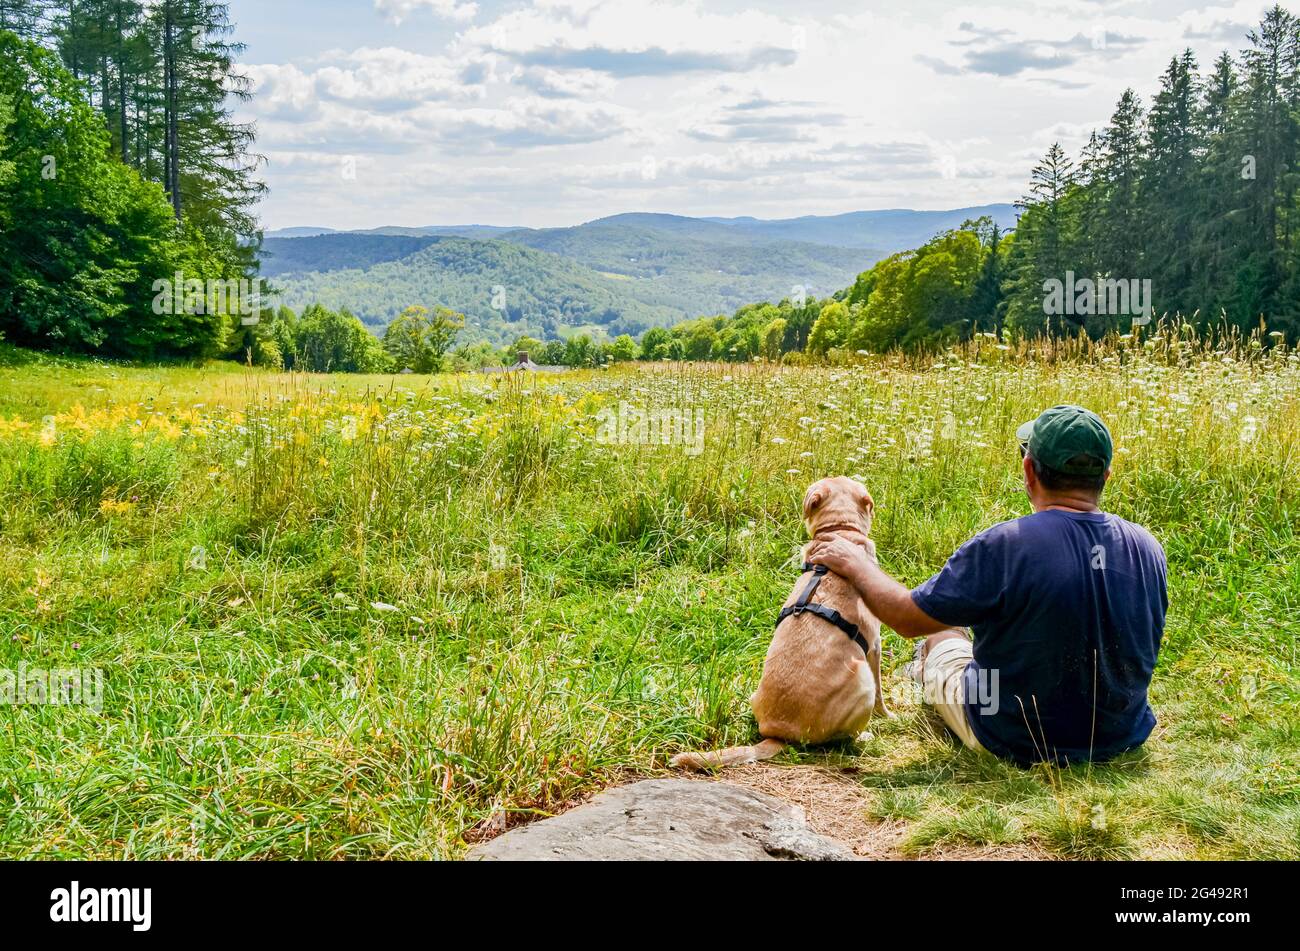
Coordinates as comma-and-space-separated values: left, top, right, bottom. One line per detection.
0, 333, 1297, 860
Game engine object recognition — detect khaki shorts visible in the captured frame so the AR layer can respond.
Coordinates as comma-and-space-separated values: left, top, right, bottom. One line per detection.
912, 637, 987, 752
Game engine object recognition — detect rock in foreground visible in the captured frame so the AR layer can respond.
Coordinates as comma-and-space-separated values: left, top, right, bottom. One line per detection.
469, 778, 855, 861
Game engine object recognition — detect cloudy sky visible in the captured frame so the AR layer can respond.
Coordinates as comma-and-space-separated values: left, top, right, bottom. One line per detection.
229, 0, 1284, 230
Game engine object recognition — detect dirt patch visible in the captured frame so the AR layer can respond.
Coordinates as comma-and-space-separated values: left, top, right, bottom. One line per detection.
698, 764, 1055, 861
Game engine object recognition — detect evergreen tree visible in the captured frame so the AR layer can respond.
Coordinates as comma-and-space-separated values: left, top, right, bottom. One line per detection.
1193, 50, 1244, 319
0, 0, 45, 39
1234, 4, 1300, 327
154, 0, 264, 241
1003, 143, 1076, 336
1074, 129, 1106, 278
1143, 51, 1200, 317
1098, 89, 1145, 282
969, 221, 1004, 335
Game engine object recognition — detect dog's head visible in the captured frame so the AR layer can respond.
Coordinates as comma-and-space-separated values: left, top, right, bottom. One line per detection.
802, 476, 874, 538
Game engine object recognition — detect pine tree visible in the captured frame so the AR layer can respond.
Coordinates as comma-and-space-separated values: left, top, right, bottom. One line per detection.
1234, 4, 1300, 326
0, 0, 46, 39
1193, 51, 1244, 319
1075, 129, 1106, 278
1098, 89, 1145, 281
107, 0, 143, 164
1143, 51, 1200, 317
153, 0, 264, 244
968, 219, 1004, 335
1003, 143, 1076, 337
1024, 142, 1075, 272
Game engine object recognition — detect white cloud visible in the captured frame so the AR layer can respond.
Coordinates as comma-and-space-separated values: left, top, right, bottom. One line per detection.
235, 0, 1297, 229
374, 0, 478, 25
407, 96, 639, 151
462, 0, 801, 76
246, 48, 486, 117
512, 67, 617, 99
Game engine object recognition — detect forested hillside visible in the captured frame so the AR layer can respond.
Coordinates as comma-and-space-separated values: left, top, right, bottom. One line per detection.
260, 235, 442, 278
270, 237, 689, 345
263, 218, 879, 344
500, 217, 872, 285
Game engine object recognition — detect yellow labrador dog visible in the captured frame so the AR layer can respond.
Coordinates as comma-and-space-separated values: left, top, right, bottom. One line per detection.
672, 476, 889, 770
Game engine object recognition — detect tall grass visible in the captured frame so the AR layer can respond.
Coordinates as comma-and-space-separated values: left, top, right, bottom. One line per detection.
0, 329, 1296, 859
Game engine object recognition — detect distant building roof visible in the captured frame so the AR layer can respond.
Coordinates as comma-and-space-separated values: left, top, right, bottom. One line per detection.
480, 351, 566, 373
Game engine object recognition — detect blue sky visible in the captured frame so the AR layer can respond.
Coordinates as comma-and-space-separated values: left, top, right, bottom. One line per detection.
228, 0, 1286, 230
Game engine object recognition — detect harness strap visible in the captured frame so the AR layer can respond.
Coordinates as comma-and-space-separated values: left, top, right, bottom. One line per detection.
775, 563, 875, 659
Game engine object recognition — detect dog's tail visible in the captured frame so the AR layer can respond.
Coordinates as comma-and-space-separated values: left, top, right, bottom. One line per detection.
670, 738, 787, 772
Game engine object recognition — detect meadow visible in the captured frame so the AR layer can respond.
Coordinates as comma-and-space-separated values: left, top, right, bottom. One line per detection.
0, 331, 1297, 860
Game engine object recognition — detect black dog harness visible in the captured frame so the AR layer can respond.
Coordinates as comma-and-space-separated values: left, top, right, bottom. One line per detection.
776, 563, 875, 660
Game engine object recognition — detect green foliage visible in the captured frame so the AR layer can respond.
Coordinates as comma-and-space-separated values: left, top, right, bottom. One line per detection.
808, 300, 850, 354
272, 237, 690, 347
640, 296, 821, 364
294, 304, 390, 373
382, 305, 464, 373
761, 317, 785, 360
608, 334, 639, 362
0, 1, 265, 362
637, 326, 670, 360
0, 90, 14, 192
0, 31, 229, 358
563, 334, 598, 368
1002, 6, 1300, 340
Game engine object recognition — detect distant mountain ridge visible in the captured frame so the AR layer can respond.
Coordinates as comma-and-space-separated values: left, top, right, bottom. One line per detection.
261, 205, 1018, 345
696, 205, 1019, 250
263, 205, 1018, 247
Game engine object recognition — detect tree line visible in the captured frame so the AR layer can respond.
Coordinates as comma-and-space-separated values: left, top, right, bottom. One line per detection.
0, 2, 262, 359
1001, 7, 1300, 340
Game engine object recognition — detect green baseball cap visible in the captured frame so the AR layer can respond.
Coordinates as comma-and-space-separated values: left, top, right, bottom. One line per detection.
1016, 405, 1113, 476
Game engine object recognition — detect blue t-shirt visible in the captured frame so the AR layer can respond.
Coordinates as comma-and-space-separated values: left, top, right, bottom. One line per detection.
911, 509, 1168, 765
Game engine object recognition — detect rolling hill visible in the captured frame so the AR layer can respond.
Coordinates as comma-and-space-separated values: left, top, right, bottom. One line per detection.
262, 205, 1018, 345
268, 237, 691, 345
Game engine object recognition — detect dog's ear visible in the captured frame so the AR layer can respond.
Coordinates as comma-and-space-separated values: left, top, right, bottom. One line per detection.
859, 489, 875, 518
802, 483, 828, 520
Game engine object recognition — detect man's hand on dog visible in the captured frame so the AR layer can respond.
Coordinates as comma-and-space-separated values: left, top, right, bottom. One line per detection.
807, 537, 871, 584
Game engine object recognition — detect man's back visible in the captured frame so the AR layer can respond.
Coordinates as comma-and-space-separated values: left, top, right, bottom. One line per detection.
912, 509, 1168, 764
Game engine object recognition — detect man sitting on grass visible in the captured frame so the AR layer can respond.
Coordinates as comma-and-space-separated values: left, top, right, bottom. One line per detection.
808, 405, 1168, 765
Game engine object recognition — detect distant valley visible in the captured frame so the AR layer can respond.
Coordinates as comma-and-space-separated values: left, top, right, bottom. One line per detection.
261, 205, 1018, 345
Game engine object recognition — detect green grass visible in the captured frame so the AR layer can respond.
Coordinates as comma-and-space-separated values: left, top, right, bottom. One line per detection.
0, 334, 1297, 859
